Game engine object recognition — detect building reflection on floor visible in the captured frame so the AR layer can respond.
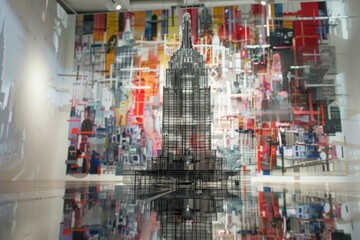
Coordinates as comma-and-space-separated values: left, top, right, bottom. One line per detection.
58, 181, 354, 240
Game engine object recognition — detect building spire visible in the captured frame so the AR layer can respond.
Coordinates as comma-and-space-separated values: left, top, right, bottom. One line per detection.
122, 17, 133, 40
181, 12, 192, 49
124, 17, 131, 33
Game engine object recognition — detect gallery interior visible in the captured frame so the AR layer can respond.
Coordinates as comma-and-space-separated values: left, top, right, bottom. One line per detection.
1, 0, 360, 239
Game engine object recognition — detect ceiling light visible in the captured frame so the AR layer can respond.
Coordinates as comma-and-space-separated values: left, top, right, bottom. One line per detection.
255, 0, 274, 5
111, 0, 121, 11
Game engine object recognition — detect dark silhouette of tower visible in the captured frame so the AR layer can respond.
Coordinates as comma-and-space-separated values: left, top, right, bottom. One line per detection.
135, 12, 238, 191
134, 13, 239, 240
155, 12, 217, 173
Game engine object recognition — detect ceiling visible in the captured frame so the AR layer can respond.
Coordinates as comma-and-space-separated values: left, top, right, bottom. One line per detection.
57, 0, 266, 14
57, 0, 330, 14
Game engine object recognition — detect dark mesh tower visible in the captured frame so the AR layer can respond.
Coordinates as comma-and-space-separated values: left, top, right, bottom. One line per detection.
134, 13, 239, 240
156, 12, 217, 172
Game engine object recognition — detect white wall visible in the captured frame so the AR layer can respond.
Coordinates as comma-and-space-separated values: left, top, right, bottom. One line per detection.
327, 0, 360, 181
0, 0, 75, 181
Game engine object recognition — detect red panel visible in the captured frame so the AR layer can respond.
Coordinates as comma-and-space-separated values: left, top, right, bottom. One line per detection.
71, 128, 79, 135
257, 145, 261, 173
294, 2, 320, 64
188, 8, 199, 42
233, 8, 251, 42
251, 4, 263, 15
259, 191, 263, 213
62, 229, 71, 235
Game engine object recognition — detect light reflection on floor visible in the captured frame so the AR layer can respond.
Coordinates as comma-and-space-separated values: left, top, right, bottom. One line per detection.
0, 181, 359, 239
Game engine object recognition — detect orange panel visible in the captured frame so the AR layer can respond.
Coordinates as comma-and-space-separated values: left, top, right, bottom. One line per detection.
71, 128, 79, 135
62, 229, 71, 235
93, 14, 106, 42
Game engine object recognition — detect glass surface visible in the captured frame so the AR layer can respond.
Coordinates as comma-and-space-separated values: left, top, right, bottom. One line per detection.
0, 181, 359, 239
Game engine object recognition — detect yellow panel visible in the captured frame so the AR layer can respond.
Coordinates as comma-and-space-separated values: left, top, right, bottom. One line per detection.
119, 101, 129, 126
213, 7, 224, 25
134, 11, 146, 39
283, 13, 296, 29
168, 16, 179, 41
153, 10, 162, 16
76, 15, 83, 28
105, 13, 119, 78
270, 4, 275, 32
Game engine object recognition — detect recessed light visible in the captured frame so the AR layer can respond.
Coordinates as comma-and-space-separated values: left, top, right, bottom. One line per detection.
116, 4, 121, 10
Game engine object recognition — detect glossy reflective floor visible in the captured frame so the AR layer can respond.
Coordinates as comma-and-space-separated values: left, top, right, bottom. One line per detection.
1, 180, 359, 239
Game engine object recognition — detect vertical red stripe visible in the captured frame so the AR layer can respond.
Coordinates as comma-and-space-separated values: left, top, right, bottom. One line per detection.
93, 14, 106, 41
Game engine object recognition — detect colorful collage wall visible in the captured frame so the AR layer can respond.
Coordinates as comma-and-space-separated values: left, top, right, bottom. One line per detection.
66, 1, 340, 176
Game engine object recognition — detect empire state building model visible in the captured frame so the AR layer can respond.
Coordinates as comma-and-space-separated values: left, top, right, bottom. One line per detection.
134, 13, 238, 240
158, 12, 216, 172
136, 13, 236, 190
